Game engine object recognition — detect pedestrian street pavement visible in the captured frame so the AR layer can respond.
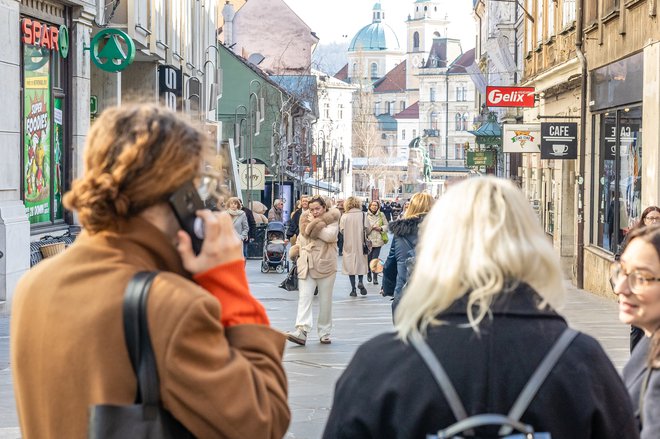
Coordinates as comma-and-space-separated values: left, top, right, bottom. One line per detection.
0, 248, 631, 439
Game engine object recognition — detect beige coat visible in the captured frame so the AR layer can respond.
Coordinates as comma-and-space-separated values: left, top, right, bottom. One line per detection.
366, 209, 389, 248
11, 217, 289, 439
251, 201, 269, 224
340, 208, 369, 275
289, 208, 340, 279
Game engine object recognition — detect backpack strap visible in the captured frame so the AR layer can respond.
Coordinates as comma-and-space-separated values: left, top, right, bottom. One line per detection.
410, 335, 472, 434
499, 327, 578, 435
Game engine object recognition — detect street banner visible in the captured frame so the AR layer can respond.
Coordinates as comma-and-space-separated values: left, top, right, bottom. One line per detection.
158, 65, 182, 111
503, 124, 541, 153
23, 48, 51, 224
540, 122, 578, 160
486, 86, 535, 108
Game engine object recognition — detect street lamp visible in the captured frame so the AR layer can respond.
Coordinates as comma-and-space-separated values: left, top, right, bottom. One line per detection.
247, 80, 265, 208
316, 130, 325, 195
234, 105, 247, 160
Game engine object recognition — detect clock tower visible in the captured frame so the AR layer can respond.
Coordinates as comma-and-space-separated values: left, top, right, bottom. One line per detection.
406, 0, 450, 96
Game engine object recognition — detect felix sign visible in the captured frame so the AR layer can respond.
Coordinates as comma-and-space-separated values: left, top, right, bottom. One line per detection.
541, 122, 578, 159
486, 86, 536, 108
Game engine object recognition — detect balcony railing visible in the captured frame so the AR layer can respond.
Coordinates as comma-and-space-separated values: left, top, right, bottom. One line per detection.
424, 129, 440, 137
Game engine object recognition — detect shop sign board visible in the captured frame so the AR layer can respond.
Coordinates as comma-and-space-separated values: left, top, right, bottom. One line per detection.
238, 163, 266, 191
486, 86, 536, 108
21, 18, 63, 53
503, 124, 541, 153
466, 151, 495, 167
603, 123, 640, 160
89, 29, 136, 72
158, 65, 182, 111
540, 122, 578, 159
23, 54, 51, 223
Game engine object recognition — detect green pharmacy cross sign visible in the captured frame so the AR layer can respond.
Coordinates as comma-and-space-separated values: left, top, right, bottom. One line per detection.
86, 29, 135, 72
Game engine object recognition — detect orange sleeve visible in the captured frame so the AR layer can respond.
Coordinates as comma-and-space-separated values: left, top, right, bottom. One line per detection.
193, 260, 270, 327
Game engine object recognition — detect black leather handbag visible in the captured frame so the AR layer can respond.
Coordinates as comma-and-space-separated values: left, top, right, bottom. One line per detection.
88, 272, 195, 439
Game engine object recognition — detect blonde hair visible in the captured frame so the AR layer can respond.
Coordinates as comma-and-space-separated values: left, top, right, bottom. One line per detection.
395, 177, 565, 341
64, 103, 209, 233
403, 192, 434, 219
344, 196, 362, 211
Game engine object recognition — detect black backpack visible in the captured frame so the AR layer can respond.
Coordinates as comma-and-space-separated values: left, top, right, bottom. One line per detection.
410, 328, 578, 438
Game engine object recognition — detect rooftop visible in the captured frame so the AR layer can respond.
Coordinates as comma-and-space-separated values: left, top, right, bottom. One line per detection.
394, 101, 420, 119
373, 61, 407, 93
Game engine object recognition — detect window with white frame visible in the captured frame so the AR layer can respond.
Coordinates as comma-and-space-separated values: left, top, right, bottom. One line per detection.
374, 102, 381, 115
400, 101, 406, 111
430, 86, 436, 102
547, 0, 555, 37
562, 0, 576, 28
402, 129, 406, 141
183, 0, 193, 65
323, 103, 330, 119
338, 104, 344, 119
390, 101, 396, 115
462, 114, 469, 131
456, 83, 467, 101
371, 62, 378, 78
136, 0, 149, 34
171, 0, 182, 59
154, 0, 167, 48
536, 0, 544, 45
413, 129, 417, 138
526, 0, 533, 52
431, 112, 438, 129
455, 113, 462, 130
454, 143, 465, 160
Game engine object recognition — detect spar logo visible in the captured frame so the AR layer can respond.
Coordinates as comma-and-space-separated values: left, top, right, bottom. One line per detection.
511, 130, 535, 148
486, 86, 535, 108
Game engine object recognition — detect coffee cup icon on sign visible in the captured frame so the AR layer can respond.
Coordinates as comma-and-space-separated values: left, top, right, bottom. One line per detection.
551, 144, 569, 156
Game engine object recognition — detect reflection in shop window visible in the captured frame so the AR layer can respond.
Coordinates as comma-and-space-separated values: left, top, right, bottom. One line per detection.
596, 107, 642, 254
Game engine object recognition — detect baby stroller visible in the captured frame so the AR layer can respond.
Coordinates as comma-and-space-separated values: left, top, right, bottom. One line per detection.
261, 222, 290, 273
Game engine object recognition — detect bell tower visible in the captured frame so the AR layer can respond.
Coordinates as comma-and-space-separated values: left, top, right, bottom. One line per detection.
406, 0, 450, 95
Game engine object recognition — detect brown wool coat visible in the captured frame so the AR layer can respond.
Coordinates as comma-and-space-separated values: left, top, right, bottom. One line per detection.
289, 208, 340, 279
11, 217, 289, 439
339, 208, 369, 275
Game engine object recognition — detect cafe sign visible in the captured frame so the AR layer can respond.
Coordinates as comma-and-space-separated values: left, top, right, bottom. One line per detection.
540, 122, 578, 160
466, 151, 495, 167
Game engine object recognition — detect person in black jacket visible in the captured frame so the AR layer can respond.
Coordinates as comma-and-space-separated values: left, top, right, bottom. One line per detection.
286, 195, 309, 244
381, 192, 434, 314
323, 177, 637, 439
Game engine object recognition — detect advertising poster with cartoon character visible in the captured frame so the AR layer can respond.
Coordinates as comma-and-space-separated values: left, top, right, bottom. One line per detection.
23, 54, 51, 224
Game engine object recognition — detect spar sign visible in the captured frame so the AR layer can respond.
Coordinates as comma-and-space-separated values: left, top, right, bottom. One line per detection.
486, 86, 535, 108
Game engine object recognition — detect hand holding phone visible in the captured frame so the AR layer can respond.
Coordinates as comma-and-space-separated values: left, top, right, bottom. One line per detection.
169, 181, 206, 255
176, 210, 244, 275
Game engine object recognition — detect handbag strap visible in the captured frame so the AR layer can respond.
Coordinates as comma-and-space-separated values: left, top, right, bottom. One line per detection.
638, 365, 654, 428
411, 327, 578, 436
123, 271, 160, 407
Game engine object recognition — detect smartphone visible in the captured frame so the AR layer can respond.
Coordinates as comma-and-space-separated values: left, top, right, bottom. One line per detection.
169, 181, 205, 255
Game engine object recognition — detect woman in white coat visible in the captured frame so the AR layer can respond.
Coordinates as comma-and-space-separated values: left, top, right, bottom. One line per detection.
340, 196, 369, 296
366, 200, 388, 285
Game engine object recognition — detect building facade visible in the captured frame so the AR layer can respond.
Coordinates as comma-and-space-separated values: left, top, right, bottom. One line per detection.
0, 0, 96, 303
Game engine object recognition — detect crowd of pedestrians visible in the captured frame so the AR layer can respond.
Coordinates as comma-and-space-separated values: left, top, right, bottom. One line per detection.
9, 104, 660, 439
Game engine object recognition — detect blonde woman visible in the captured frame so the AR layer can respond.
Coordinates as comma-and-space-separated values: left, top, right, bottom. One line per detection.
324, 177, 636, 439
340, 196, 369, 296
381, 192, 434, 313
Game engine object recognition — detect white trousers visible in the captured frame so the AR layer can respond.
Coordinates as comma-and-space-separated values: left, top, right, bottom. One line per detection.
295, 274, 336, 338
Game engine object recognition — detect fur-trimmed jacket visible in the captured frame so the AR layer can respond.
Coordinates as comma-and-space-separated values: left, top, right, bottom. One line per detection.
382, 215, 425, 306
289, 208, 340, 279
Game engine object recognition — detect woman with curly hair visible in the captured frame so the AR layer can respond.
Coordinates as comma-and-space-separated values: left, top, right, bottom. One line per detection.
287, 196, 340, 345
10, 104, 290, 439
340, 196, 370, 296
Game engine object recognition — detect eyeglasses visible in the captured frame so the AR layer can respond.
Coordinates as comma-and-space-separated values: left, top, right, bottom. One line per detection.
644, 215, 660, 223
609, 261, 660, 294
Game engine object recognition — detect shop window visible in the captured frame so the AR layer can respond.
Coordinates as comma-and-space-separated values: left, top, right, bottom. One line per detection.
595, 107, 642, 254
22, 31, 68, 225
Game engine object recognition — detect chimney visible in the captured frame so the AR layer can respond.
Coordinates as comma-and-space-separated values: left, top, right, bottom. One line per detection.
222, 1, 236, 47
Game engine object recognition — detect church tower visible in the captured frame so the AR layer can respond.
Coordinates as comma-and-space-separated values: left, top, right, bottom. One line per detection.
406, 0, 450, 94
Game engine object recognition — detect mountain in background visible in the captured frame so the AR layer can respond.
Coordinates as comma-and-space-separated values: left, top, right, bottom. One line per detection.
312, 42, 349, 76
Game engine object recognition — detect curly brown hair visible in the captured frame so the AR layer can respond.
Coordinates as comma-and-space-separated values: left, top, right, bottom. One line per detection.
63, 104, 210, 233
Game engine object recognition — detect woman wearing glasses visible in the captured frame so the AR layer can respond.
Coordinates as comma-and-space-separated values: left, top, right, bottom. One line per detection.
617, 206, 660, 351
611, 225, 660, 439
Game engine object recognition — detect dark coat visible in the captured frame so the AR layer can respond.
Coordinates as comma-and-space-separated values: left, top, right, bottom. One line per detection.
381, 216, 424, 308
623, 335, 660, 439
242, 206, 257, 240
323, 284, 638, 439
287, 208, 303, 238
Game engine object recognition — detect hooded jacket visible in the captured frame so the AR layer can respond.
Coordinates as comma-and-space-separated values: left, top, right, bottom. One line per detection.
289, 208, 340, 279
382, 215, 425, 302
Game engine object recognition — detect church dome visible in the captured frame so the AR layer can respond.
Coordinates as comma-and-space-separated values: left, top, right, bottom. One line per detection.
348, 2, 401, 53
